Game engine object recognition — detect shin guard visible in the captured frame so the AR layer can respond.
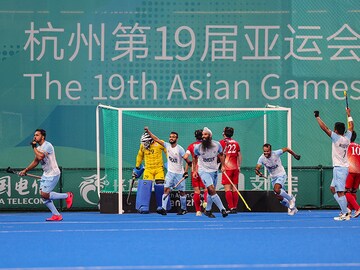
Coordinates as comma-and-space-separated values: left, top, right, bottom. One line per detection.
136, 180, 152, 213
155, 183, 171, 210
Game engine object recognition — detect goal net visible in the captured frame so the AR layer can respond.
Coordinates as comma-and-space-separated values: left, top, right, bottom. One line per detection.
96, 104, 292, 214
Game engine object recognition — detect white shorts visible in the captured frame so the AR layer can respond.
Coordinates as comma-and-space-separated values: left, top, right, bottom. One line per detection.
40, 174, 60, 193
271, 174, 287, 188
330, 167, 348, 192
199, 170, 218, 188
165, 171, 185, 191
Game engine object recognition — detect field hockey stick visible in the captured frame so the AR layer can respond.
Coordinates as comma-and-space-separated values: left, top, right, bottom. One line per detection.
344, 90, 351, 129
223, 171, 251, 211
6, 167, 41, 179
126, 174, 136, 205
163, 176, 186, 201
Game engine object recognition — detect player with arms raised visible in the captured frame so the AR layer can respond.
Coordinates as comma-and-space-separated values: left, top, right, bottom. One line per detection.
133, 131, 168, 214
255, 143, 300, 216
144, 127, 191, 215
314, 108, 354, 221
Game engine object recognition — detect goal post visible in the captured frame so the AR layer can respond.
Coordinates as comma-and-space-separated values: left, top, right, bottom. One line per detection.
96, 104, 292, 214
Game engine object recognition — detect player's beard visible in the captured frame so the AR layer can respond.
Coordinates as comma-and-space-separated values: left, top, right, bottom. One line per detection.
201, 137, 211, 148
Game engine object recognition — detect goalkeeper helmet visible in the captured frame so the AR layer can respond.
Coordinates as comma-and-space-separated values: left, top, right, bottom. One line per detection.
194, 129, 203, 140
141, 132, 153, 149
224, 127, 234, 138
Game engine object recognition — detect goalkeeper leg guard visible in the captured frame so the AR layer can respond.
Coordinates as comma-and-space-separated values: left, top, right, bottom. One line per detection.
155, 182, 171, 210
136, 180, 152, 214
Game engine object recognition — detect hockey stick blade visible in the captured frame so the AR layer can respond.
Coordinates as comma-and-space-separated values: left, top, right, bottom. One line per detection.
6, 167, 16, 174
126, 175, 136, 206
163, 176, 186, 201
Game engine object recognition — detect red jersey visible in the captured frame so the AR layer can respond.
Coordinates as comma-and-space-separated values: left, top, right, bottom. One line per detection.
186, 140, 202, 158
348, 142, 360, 174
220, 138, 240, 170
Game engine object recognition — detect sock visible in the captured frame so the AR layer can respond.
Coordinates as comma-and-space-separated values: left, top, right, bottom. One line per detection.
334, 193, 348, 214
225, 191, 234, 209
279, 189, 292, 201
280, 198, 290, 208
180, 195, 187, 210
211, 194, 226, 211
44, 199, 60, 215
49, 192, 68, 200
193, 193, 201, 212
345, 193, 357, 211
206, 195, 213, 211
162, 194, 169, 210
203, 190, 208, 202
232, 191, 239, 209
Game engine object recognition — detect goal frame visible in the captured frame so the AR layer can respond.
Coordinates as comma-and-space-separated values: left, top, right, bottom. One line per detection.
96, 104, 293, 214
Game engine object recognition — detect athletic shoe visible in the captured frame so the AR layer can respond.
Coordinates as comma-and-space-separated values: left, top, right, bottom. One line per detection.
65, 192, 74, 209
288, 207, 298, 216
339, 208, 351, 217
353, 209, 360, 218
156, 208, 167, 216
196, 211, 202, 216
46, 214, 63, 221
334, 212, 350, 221
229, 208, 237, 214
177, 209, 188, 215
221, 209, 229, 218
204, 210, 215, 218
289, 195, 296, 209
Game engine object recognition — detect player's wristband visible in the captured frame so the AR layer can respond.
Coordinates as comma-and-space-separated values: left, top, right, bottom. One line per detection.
348, 116, 353, 122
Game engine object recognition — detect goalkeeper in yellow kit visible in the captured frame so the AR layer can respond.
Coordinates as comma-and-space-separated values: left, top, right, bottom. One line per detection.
133, 131, 169, 213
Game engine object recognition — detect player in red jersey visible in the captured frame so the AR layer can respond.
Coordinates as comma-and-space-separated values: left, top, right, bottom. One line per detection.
346, 131, 360, 218
183, 129, 208, 216
219, 127, 242, 214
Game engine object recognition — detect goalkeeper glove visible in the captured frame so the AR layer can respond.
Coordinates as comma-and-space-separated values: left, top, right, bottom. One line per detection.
314, 111, 319, 118
182, 172, 189, 179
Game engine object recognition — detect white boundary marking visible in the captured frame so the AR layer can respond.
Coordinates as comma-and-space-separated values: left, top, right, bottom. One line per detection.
1, 262, 360, 269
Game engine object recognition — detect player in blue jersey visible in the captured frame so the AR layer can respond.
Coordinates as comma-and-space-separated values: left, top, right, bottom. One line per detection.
144, 127, 191, 215
255, 143, 300, 216
193, 127, 228, 218
19, 129, 73, 221
314, 108, 354, 221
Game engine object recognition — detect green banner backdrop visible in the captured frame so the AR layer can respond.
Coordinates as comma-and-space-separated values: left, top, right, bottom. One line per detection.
0, 0, 358, 209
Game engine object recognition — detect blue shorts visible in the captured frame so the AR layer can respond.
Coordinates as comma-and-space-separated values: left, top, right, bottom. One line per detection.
40, 174, 60, 193
199, 171, 218, 188
271, 175, 286, 188
330, 167, 348, 192
165, 171, 185, 191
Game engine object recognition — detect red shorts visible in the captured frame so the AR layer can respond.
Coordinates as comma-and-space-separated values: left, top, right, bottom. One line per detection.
222, 169, 239, 185
345, 173, 360, 190
191, 172, 205, 189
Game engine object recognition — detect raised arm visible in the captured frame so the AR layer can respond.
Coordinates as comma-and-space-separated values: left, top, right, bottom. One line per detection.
346, 107, 354, 132
314, 111, 332, 137
282, 147, 301, 160
144, 126, 164, 146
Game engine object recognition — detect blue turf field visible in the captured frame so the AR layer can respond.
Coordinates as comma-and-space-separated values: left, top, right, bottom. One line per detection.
1, 210, 360, 269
